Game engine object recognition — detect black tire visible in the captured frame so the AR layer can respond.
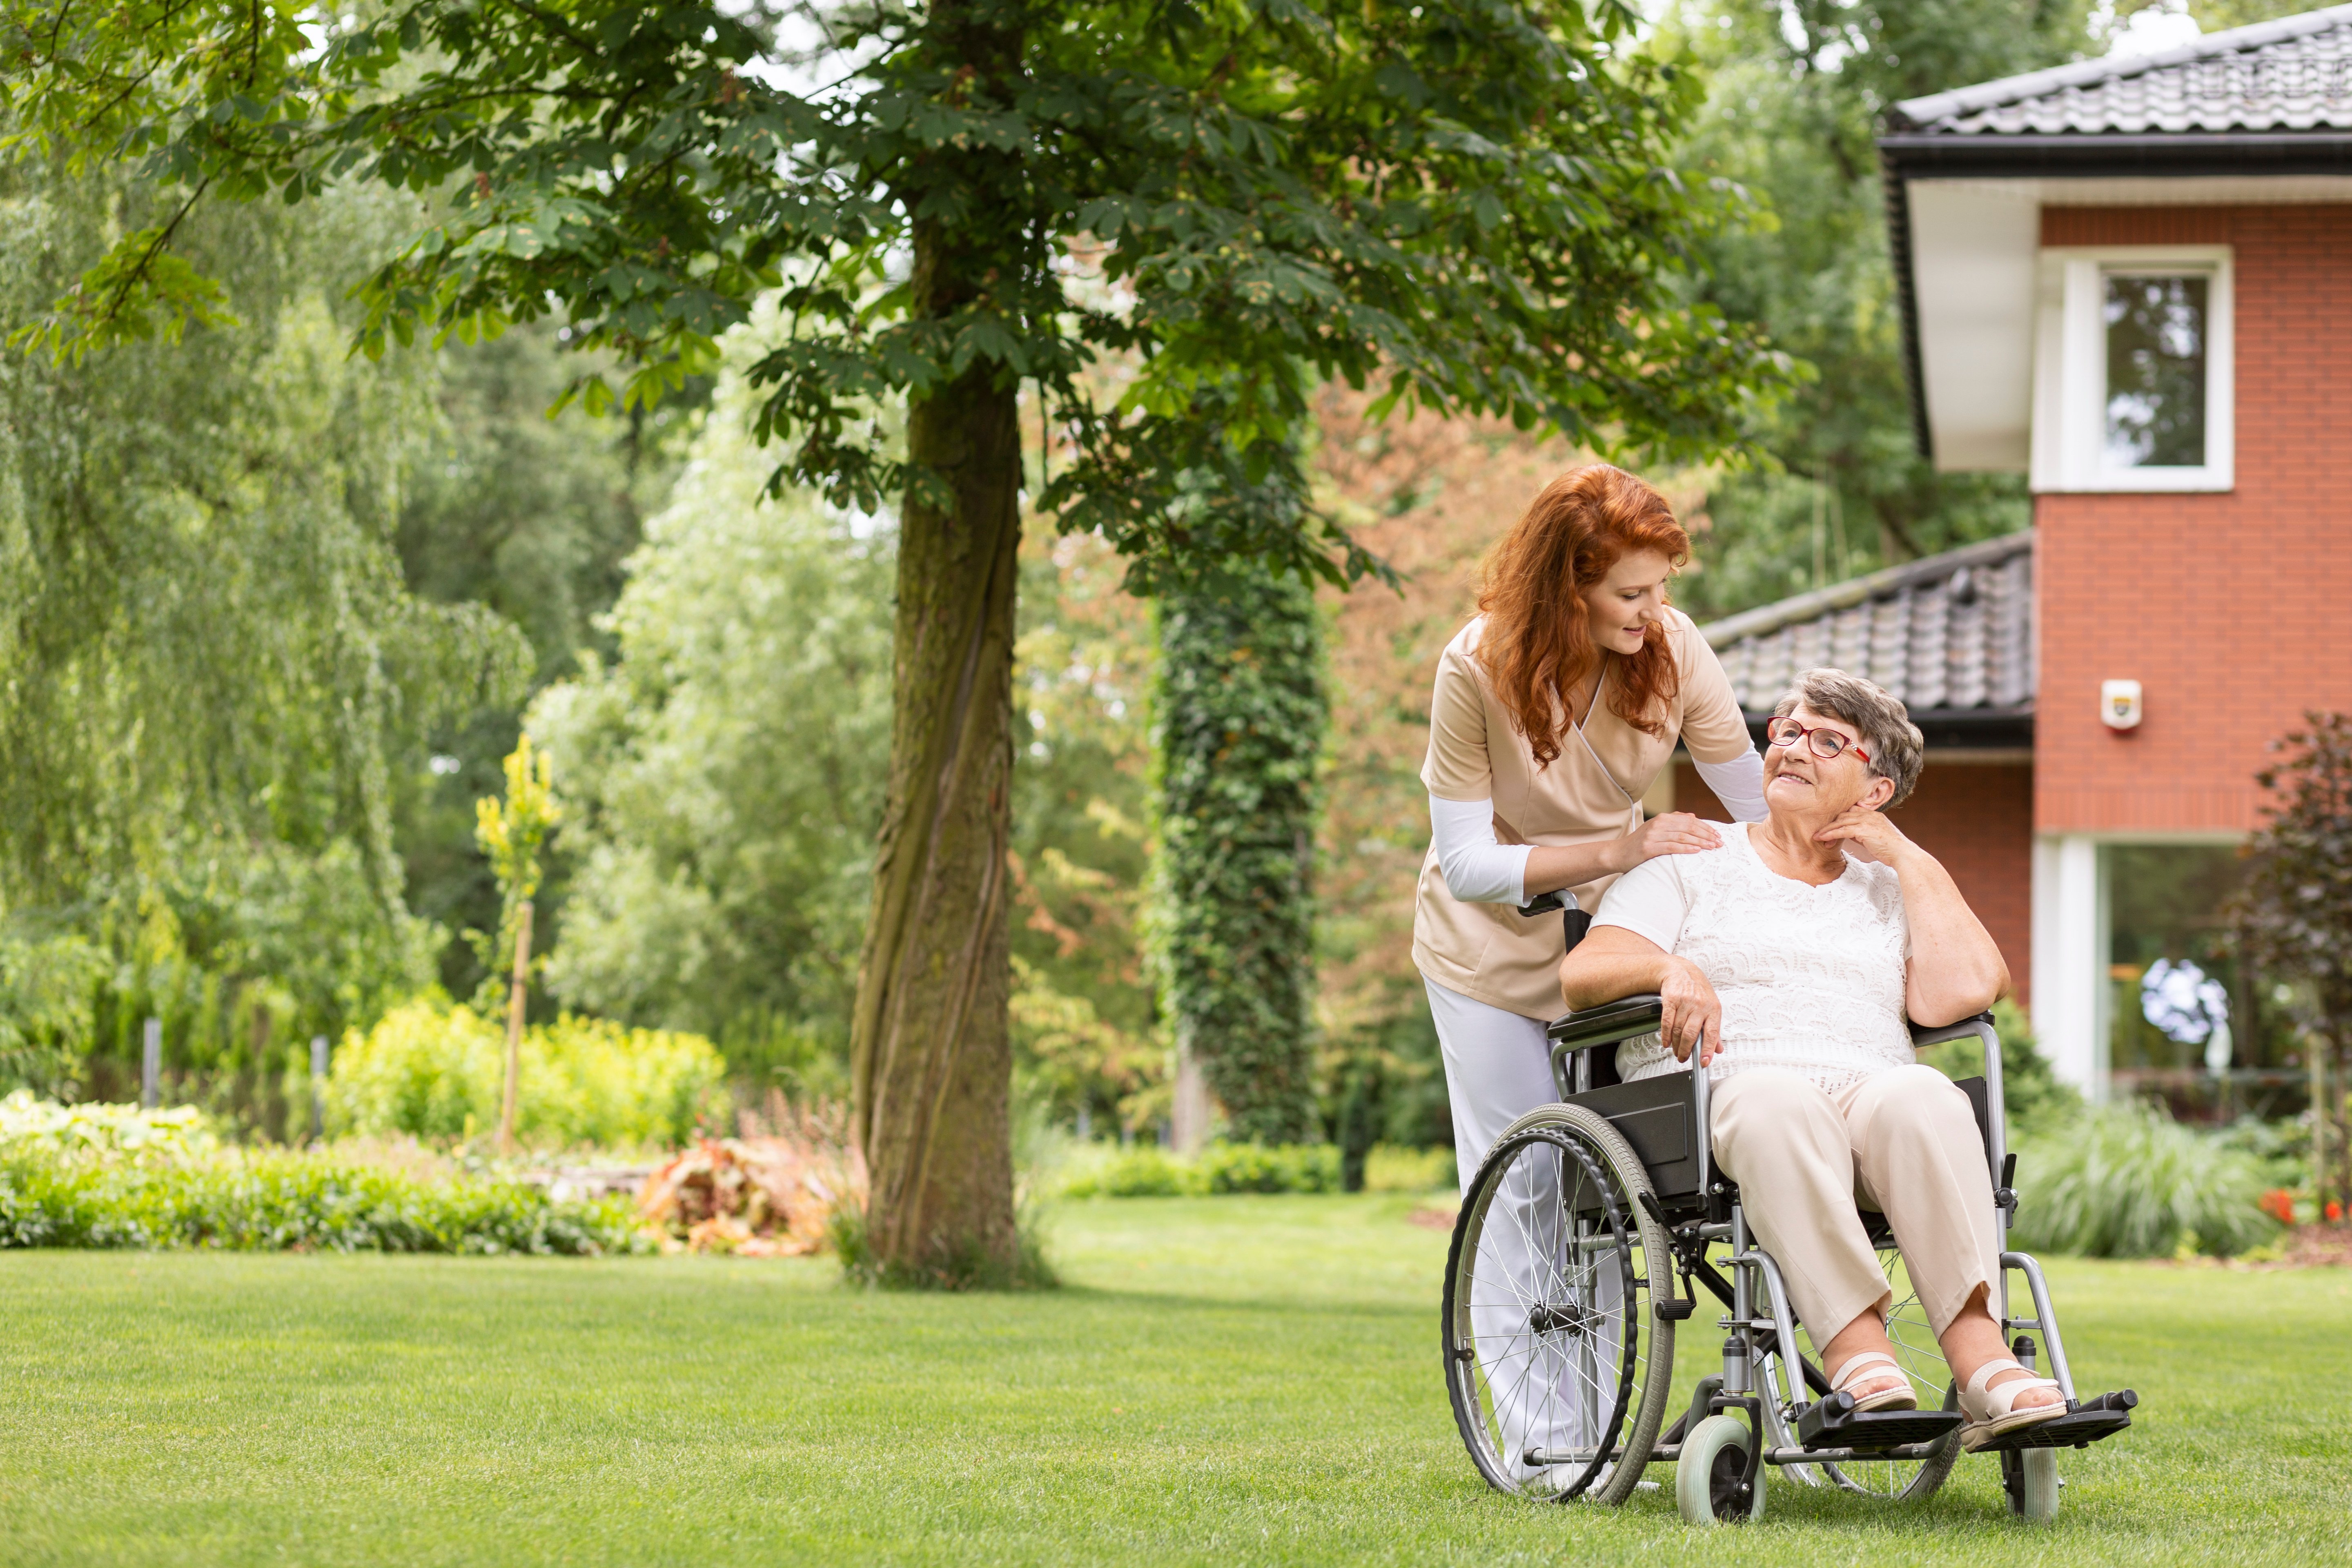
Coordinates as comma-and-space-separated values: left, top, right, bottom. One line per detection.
1443, 1102, 1675, 1505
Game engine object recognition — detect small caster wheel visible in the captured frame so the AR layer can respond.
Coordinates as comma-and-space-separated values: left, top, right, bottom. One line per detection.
2002, 1447, 2059, 1523
1676, 1414, 1765, 1526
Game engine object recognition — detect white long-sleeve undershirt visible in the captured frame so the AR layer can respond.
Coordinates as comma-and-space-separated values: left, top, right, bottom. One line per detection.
1430, 794, 1534, 905
1696, 746, 1769, 825
1427, 744, 1768, 907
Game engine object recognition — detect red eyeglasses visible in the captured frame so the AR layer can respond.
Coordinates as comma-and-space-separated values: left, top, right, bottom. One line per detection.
1765, 716, 1871, 765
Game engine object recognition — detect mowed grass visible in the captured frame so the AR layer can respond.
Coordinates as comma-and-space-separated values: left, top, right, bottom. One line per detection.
0, 1196, 2344, 1567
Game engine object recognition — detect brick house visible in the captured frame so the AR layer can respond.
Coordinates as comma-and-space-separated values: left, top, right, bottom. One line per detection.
1681, 7, 2352, 1112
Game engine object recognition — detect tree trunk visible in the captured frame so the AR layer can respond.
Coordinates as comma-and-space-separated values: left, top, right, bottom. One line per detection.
848, 0, 1030, 1283
848, 76, 1027, 1276
849, 368, 1022, 1282
2331, 1033, 2352, 1223
500, 898, 532, 1156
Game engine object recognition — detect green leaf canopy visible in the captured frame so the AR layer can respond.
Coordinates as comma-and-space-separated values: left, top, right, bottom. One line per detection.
6, 0, 1789, 582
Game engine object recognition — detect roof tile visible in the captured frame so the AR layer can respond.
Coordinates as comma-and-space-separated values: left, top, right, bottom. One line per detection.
1699, 532, 2035, 719
1893, 6, 2352, 136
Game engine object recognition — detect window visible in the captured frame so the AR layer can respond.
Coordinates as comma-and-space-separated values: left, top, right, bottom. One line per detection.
2104, 843, 2302, 1122
2031, 246, 2233, 492
2104, 274, 2207, 468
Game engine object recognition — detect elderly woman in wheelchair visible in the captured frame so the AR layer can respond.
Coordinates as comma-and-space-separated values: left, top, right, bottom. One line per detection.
1440, 670, 2135, 1524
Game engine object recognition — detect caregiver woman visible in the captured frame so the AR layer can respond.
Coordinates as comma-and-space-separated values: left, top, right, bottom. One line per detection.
1415, 463, 1766, 1181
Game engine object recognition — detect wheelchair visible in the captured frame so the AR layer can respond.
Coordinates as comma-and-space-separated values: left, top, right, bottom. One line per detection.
1441, 890, 2138, 1525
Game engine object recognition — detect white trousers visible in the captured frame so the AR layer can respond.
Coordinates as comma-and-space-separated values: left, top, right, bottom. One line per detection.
1424, 976, 1559, 1193
1426, 975, 1617, 1482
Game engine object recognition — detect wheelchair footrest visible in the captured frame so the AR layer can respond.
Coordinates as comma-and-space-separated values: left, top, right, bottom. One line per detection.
1970, 1390, 2136, 1452
1796, 1392, 1965, 1452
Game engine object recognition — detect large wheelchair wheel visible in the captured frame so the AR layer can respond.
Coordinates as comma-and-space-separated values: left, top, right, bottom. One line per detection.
1812, 1243, 1960, 1503
1443, 1102, 1675, 1505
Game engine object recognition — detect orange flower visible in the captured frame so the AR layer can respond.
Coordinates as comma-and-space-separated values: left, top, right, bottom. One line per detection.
2258, 1189, 2298, 1226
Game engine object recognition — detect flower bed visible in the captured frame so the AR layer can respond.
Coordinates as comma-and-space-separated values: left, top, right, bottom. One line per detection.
0, 1091, 641, 1255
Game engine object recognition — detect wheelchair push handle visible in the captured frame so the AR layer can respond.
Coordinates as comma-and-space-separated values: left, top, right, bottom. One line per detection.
1518, 887, 1594, 955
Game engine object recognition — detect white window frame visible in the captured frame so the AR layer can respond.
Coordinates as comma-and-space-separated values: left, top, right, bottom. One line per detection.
2030, 245, 2234, 493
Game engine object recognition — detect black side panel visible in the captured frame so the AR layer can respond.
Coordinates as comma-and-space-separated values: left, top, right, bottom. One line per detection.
1563, 1074, 1701, 1200
1955, 1075, 1990, 1157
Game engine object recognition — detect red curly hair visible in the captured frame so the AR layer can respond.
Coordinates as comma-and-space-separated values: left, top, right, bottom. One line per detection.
1474, 464, 1688, 766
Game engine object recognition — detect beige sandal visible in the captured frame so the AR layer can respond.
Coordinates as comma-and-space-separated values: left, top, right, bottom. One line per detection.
1827, 1350, 1917, 1413
1959, 1358, 2067, 1450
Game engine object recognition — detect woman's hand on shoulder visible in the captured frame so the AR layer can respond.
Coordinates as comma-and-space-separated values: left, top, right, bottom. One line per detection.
1812, 805, 1915, 866
1607, 811, 1723, 875
1658, 957, 1724, 1069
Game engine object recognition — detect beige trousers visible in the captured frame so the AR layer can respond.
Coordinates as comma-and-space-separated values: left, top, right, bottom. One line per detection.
1710, 1065, 2002, 1342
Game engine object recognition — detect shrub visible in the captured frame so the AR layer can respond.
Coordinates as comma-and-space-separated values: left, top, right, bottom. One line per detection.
1914, 999, 2081, 1137
327, 998, 726, 1150
1362, 1144, 1457, 1194
0, 1115, 641, 1255
0, 1089, 216, 1156
2011, 1102, 2280, 1258
1060, 1146, 1194, 1198
1196, 1141, 1341, 1194
1056, 1141, 1341, 1198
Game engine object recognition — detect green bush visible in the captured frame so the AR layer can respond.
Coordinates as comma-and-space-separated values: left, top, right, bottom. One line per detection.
1062, 1146, 1194, 1198
1196, 1141, 1341, 1194
2011, 1102, 2279, 1258
0, 1135, 640, 1255
1057, 1142, 1341, 1198
1362, 1144, 1456, 1194
1914, 998, 2081, 1136
327, 998, 726, 1150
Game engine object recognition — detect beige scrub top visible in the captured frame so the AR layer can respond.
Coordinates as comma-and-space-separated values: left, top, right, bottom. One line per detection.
1412, 608, 1754, 1020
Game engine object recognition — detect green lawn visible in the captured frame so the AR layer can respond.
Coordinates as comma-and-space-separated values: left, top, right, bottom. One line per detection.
0, 1196, 2343, 1566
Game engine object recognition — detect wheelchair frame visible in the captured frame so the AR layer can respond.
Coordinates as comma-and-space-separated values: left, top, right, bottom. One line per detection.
1443, 891, 2137, 1523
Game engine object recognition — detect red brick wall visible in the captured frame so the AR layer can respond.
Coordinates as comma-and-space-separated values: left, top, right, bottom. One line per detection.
2035, 205, 2352, 834
1674, 760, 2037, 1006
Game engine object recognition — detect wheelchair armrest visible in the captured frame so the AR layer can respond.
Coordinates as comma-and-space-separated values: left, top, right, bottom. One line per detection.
1907, 1010, 2009, 1213
1546, 994, 1665, 1051
1908, 1010, 1996, 1049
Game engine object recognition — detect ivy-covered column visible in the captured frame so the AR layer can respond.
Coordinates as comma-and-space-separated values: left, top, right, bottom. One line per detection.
1153, 560, 1325, 1145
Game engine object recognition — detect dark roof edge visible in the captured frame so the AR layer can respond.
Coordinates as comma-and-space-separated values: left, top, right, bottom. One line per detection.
1878, 131, 2352, 178
1882, 148, 1933, 464
1697, 530, 2035, 650
1890, 6, 2352, 128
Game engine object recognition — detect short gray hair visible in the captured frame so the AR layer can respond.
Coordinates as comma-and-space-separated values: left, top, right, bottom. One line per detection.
1773, 669, 1925, 808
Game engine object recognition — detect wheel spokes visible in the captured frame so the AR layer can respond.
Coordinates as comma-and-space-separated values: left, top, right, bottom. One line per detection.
1450, 1129, 1658, 1500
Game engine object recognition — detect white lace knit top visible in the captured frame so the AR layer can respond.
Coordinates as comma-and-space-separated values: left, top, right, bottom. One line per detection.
1594, 822, 1915, 1094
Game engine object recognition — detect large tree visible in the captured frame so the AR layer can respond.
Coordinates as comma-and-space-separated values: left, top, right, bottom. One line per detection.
6, 0, 1786, 1281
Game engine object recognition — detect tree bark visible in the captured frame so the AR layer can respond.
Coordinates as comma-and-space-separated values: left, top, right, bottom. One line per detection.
848, 9, 1028, 1267
846, 0, 1032, 1283
849, 366, 1022, 1281
501, 899, 532, 1156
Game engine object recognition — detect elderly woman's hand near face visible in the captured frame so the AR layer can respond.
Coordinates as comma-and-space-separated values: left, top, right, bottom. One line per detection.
1812, 803, 1914, 866
1815, 804, 2011, 1028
